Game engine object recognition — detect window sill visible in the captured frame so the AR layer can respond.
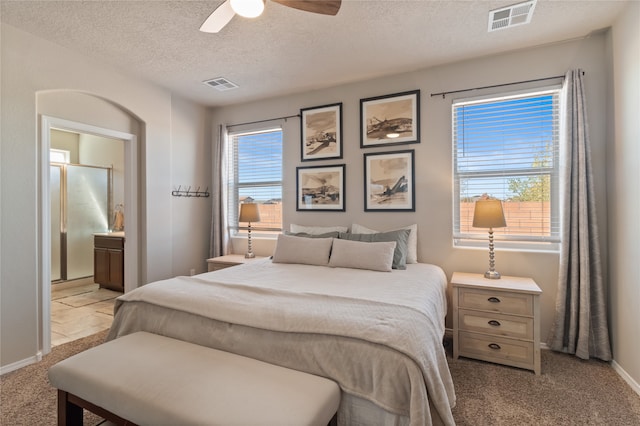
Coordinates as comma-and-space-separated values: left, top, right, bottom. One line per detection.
453, 239, 560, 254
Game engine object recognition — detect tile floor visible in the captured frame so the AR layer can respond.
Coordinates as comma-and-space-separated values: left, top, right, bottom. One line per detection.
51, 277, 122, 347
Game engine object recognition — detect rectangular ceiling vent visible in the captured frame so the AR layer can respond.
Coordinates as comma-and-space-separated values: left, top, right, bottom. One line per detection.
203, 77, 239, 91
488, 0, 536, 32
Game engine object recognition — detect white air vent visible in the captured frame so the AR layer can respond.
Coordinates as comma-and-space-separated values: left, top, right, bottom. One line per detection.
203, 77, 239, 91
488, 0, 536, 32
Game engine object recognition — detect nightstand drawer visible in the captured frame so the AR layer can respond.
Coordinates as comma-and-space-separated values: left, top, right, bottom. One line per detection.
458, 287, 533, 316
458, 331, 534, 366
458, 309, 534, 340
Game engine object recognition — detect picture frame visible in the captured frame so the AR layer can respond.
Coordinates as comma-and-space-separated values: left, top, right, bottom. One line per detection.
296, 164, 346, 211
364, 150, 415, 212
360, 90, 420, 148
300, 103, 343, 161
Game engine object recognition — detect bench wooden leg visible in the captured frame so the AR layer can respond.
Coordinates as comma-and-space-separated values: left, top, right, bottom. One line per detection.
58, 389, 83, 426
57, 389, 138, 426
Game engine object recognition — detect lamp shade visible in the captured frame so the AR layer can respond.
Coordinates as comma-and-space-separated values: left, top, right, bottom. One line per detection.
473, 199, 507, 229
239, 203, 261, 223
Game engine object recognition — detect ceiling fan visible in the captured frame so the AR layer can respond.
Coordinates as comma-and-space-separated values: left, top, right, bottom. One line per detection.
200, 0, 342, 33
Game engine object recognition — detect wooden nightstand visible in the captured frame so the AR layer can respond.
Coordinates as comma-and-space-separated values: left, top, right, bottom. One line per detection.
452, 272, 542, 374
206, 254, 267, 272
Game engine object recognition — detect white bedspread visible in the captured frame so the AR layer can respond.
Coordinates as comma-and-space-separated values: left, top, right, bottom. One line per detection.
107, 259, 456, 425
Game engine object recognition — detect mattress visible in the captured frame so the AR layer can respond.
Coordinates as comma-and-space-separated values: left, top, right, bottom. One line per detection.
106, 258, 456, 425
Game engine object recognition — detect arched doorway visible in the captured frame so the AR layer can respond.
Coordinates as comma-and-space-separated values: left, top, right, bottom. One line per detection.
38, 91, 141, 354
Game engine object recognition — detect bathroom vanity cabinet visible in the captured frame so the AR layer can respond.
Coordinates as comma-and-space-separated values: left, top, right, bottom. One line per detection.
94, 233, 124, 292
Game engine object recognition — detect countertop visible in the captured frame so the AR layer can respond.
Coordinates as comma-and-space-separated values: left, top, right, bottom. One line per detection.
94, 231, 125, 238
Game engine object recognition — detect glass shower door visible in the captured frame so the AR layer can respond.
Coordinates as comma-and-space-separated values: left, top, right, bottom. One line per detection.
65, 165, 109, 280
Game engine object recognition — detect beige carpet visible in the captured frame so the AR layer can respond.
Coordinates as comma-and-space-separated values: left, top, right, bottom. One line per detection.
1, 330, 108, 425
1, 331, 639, 425
446, 338, 640, 425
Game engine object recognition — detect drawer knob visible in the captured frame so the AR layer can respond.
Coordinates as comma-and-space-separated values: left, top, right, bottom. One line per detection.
487, 297, 501, 303
488, 343, 501, 350
488, 320, 501, 327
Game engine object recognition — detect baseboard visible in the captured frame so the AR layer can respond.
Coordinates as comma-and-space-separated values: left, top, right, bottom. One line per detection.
0, 352, 42, 376
612, 360, 640, 397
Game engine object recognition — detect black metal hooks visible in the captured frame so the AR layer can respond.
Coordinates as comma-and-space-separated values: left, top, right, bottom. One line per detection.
171, 185, 210, 198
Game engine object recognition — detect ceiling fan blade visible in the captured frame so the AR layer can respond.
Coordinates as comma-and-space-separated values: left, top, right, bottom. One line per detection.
200, 0, 236, 33
271, 0, 341, 16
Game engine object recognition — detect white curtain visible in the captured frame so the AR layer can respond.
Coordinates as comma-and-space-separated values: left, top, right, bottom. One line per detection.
547, 69, 612, 361
209, 125, 230, 258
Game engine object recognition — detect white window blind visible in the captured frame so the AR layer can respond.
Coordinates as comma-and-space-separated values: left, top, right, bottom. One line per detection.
227, 127, 283, 234
452, 89, 561, 249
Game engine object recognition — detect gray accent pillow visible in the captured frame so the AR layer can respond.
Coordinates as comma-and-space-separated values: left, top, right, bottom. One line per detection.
338, 229, 410, 270
328, 238, 396, 272
284, 231, 340, 239
272, 234, 333, 266
289, 224, 348, 234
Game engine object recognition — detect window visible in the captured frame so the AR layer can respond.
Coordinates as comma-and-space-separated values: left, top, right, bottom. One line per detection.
227, 127, 283, 235
50, 149, 70, 163
452, 89, 561, 250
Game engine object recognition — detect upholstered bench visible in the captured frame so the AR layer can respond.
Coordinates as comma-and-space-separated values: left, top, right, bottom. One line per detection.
48, 331, 341, 426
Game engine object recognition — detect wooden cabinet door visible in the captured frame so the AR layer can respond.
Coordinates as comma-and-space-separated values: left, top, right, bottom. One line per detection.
108, 249, 124, 291
94, 248, 110, 285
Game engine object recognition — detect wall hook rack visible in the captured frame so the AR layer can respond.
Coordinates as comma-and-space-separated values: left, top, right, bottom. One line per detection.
171, 185, 210, 198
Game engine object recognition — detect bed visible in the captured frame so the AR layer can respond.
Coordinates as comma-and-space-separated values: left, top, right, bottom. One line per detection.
106, 240, 456, 425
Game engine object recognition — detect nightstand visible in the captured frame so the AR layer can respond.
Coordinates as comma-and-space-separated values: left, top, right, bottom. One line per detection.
206, 254, 267, 272
452, 272, 542, 374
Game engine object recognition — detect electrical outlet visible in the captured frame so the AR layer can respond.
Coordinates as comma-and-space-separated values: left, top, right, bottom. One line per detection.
189, 268, 196, 276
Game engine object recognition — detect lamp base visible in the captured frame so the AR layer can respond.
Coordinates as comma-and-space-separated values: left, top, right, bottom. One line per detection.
484, 270, 501, 279
245, 252, 256, 259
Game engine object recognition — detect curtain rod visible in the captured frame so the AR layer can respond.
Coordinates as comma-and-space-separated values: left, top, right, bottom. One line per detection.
226, 114, 300, 128
430, 74, 568, 99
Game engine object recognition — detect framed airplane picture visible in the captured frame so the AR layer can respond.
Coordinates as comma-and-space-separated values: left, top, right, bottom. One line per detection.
360, 90, 420, 148
300, 103, 343, 161
296, 164, 346, 211
364, 150, 415, 212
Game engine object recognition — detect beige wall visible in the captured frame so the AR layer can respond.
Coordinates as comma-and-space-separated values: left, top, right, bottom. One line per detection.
1, 24, 211, 371
51, 129, 80, 163
608, 1, 640, 392
212, 34, 611, 349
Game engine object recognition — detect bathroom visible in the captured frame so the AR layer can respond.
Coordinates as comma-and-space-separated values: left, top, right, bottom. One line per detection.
50, 128, 125, 345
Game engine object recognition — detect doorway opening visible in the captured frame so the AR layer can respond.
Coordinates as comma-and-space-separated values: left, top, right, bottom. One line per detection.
40, 115, 138, 354
49, 129, 124, 346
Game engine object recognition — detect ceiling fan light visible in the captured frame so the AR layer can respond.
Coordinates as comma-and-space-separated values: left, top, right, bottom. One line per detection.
230, 0, 265, 18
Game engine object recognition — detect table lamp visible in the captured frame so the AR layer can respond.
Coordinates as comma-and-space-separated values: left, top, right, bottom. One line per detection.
473, 199, 507, 279
239, 203, 261, 258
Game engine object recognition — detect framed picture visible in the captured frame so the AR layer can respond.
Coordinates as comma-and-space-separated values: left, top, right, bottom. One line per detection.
296, 164, 346, 211
364, 150, 415, 211
300, 103, 342, 161
360, 90, 420, 148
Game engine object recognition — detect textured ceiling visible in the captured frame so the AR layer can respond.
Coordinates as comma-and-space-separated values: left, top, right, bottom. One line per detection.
1, 0, 628, 107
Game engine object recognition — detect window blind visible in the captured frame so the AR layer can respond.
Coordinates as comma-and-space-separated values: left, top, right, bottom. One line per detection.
227, 127, 283, 233
452, 89, 561, 247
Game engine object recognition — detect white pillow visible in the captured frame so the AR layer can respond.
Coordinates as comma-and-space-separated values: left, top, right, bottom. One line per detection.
351, 223, 418, 264
272, 234, 333, 266
290, 224, 348, 235
328, 238, 396, 272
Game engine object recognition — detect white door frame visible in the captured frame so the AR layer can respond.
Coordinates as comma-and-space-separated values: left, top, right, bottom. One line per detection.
40, 115, 138, 354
